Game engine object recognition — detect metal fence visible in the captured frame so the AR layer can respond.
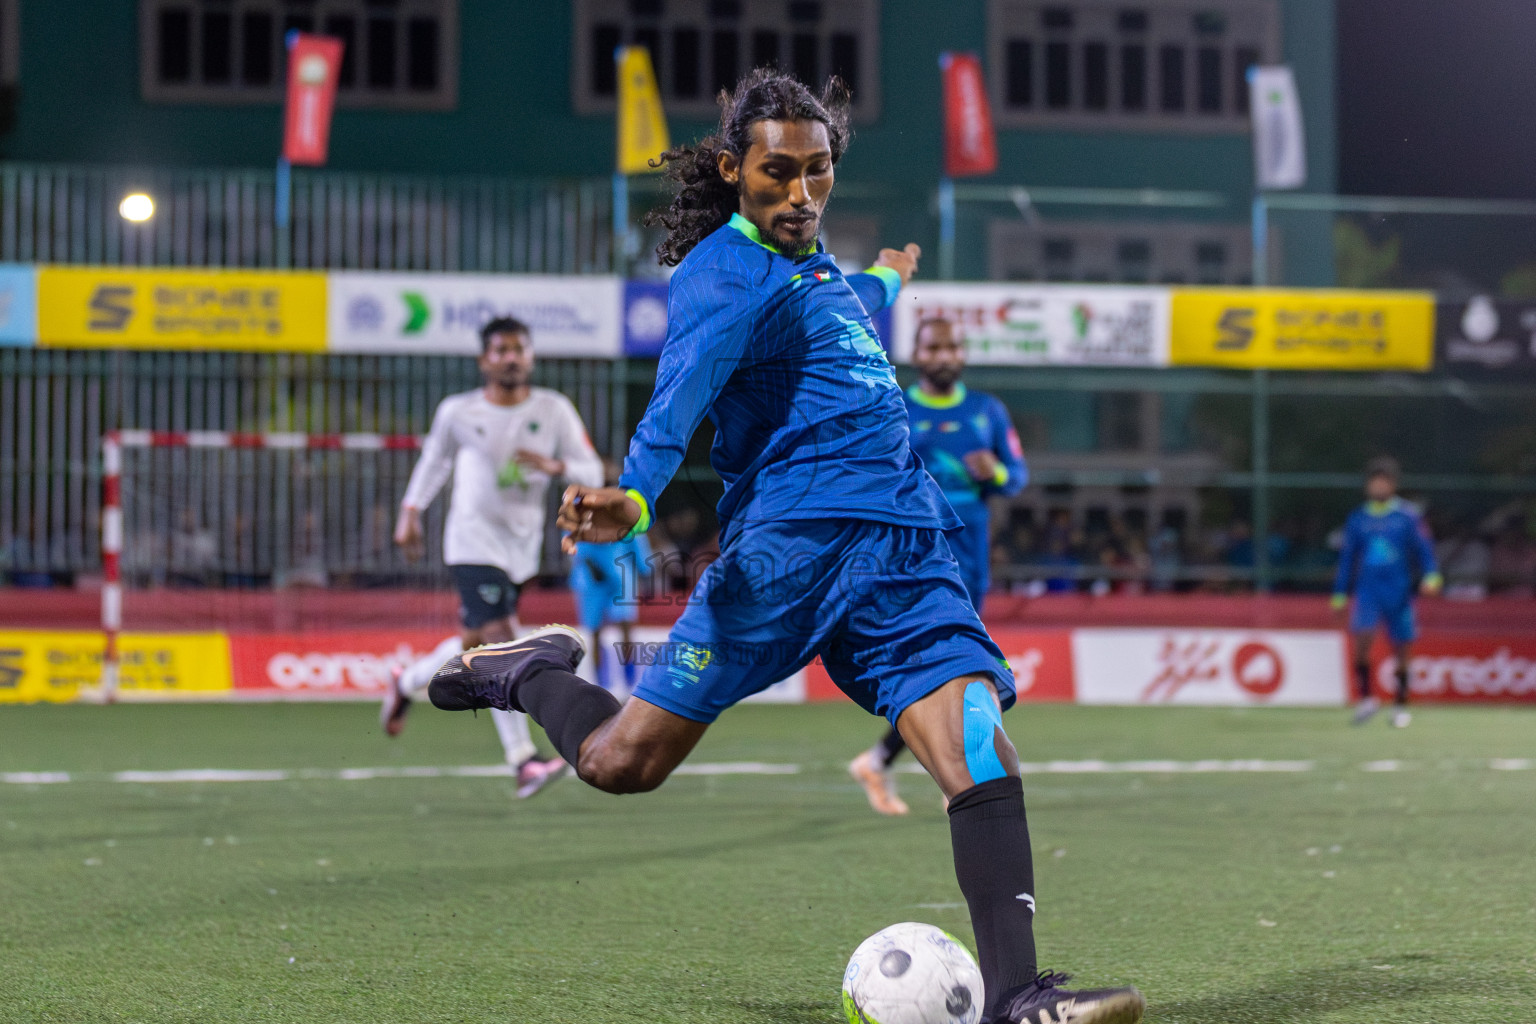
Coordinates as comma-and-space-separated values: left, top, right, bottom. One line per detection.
0, 162, 614, 273
0, 347, 625, 582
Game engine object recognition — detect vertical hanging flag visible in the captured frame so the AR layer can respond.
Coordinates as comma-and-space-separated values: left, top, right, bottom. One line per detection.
283, 33, 345, 166
941, 52, 998, 178
617, 46, 670, 175
1250, 65, 1307, 190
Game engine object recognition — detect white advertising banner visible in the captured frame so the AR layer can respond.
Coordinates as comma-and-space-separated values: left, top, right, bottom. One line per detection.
328, 272, 623, 357
890, 284, 1171, 366
1250, 65, 1307, 191
1072, 628, 1347, 707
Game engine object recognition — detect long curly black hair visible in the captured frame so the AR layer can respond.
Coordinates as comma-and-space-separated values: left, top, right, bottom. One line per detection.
644, 68, 852, 266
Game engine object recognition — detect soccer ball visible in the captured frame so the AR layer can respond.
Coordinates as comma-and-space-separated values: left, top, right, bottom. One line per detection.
842, 922, 984, 1024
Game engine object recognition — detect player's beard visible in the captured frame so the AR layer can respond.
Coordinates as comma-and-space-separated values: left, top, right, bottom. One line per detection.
767, 211, 821, 256
923, 365, 962, 391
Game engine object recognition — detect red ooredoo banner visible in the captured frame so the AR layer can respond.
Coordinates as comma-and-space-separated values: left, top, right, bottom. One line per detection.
283, 34, 345, 166
941, 52, 998, 178
1370, 634, 1536, 703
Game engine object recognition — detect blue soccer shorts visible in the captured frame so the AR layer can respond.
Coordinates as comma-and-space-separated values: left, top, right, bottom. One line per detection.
570, 568, 640, 633
1351, 590, 1417, 644
631, 518, 1015, 725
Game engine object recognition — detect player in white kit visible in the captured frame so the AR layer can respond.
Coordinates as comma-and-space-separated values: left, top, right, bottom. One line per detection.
382, 315, 603, 797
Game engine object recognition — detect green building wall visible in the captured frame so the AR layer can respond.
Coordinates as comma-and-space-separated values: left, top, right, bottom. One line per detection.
2, 0, 1335, 282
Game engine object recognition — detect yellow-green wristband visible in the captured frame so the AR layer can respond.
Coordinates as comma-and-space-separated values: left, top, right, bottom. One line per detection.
992, 464, 1009, 487
623, 488, 652, 538
863, 265, 903, 308
1330, 593, 1347, 610
1423, 572, 1443, 589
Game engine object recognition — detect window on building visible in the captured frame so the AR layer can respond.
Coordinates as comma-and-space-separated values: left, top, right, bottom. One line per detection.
0, 0, 17, 94
988, 0, 1278, 132
990, 219, 1262, 285
573, 0, 881, 121
139, 0, 459, 109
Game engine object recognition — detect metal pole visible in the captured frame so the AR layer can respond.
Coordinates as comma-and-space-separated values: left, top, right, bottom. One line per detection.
275, 158, 292, 269
1252, 367, 1271, 592
1251, 193, 1268, 287
612, 172, 629, 277
938, 176, 956, 280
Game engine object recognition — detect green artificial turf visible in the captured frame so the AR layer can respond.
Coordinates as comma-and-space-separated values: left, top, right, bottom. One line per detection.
2, 701, 1534, 1023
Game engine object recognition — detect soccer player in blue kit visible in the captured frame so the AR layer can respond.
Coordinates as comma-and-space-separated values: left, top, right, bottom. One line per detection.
1333, 457, 1441, 728
428, 70, 1143, 1024
850, 317, 1027, 816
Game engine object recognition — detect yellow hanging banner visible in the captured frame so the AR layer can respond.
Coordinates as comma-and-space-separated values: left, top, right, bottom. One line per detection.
616, 46, 670, 175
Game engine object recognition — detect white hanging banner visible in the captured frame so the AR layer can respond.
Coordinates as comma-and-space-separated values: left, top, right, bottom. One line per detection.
1250, 65, 1307, 191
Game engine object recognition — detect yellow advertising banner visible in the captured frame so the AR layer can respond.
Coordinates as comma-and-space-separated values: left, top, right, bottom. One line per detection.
1170, 289, 1435, 371
616, 45, 670, 175
0, 630, 233, 704
37, 267, 327, 351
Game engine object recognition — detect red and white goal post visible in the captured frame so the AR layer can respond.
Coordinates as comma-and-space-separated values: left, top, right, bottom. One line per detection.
99, 429, 425, 701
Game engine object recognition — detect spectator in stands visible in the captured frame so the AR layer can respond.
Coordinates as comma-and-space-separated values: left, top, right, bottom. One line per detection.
1037, 534, 1080, 593
168, 510, 219, 588
1148, 524, 1182, 592
1438, 526, 1491, 601
1488, 515, 1536, 596
1, 515, 58, 588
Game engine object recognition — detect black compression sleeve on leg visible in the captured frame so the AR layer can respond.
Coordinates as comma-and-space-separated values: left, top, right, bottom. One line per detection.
1355, 661, 1373, 700
1395, 668, 1410, 706
876, 726, 907, 768
514, 667, 621, 767
948, 776, 1037, 1016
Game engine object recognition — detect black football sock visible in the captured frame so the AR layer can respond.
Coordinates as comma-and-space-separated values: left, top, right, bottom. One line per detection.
875, 727, 907, 769
948, 776, 1037, 1015
512, 666, 621, 767
1355, 662, 1373, 701
1394, 668, 1410, 706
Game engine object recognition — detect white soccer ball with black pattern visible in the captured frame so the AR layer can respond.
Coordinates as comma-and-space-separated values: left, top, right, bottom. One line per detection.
842, 922, 984, 1024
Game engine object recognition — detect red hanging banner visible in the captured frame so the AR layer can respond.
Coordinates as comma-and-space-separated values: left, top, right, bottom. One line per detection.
941, 52, 998, 178
282, 34, 345, 166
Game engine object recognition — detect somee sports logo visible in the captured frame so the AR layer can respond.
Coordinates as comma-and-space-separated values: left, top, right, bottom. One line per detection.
1215, 307, 1255, 350
89, 286, 134, 330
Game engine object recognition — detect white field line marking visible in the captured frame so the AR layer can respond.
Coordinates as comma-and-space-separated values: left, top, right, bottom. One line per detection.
673, 762, 800, 775
898, 758, 1316, 775
0, 762, 801, 785
113, 769, 290, 783
3, 759, 1532, 786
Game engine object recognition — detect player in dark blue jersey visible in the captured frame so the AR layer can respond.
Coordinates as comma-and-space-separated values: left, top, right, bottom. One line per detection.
428, 70, 1143, 1024
850, 317, 1028, 816
1333, 457, 1441, 728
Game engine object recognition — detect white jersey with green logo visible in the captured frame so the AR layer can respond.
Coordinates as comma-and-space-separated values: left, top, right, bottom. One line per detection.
402, 387, 602, 584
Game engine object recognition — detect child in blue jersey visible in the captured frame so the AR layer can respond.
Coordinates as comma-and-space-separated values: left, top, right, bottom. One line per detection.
570, 532, 652, 694
429, 70, 1143, 1024
1333, 457, 1442, 727
850, 317, 1028, 816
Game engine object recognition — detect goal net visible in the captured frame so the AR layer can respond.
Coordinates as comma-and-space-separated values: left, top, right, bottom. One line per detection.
101, 429, 463, 702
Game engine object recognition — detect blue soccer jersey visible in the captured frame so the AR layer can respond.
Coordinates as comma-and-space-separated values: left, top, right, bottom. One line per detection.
1333, 499, 1439, 641
617, 215, 1012, 725
905, 383, 1027, 608
619, 214, 958, 547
